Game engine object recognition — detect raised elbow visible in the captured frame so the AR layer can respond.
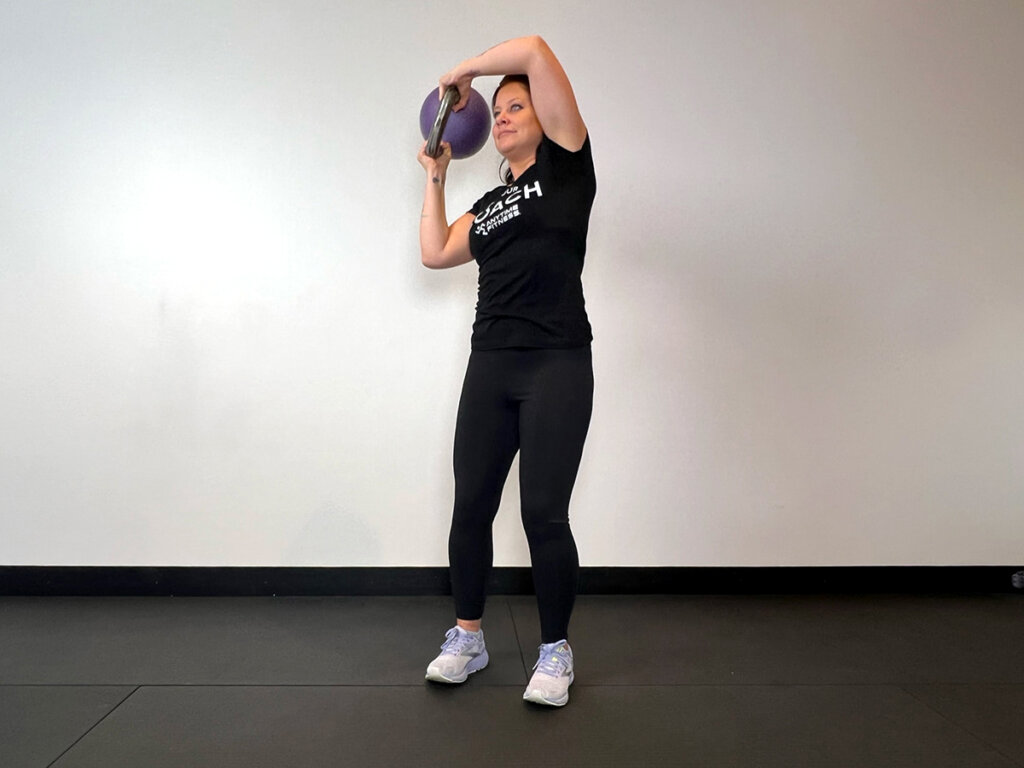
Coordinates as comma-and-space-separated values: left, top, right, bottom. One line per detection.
528, 35, 551, 58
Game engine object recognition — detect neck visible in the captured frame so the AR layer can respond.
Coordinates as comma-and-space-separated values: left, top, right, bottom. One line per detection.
507, 155, 536, 182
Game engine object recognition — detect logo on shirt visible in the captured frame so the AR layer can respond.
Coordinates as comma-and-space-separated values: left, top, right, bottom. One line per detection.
474, 181, 543, 237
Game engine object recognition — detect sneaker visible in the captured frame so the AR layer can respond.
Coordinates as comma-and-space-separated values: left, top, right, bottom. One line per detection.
424, 627, 489, 683
522, 640, 574, 706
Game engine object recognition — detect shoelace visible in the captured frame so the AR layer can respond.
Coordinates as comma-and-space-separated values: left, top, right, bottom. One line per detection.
532, 644, 570, 677
440, 627, 477, 656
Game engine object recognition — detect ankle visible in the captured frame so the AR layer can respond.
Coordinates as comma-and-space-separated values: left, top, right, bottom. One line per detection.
456, 619, 482, 634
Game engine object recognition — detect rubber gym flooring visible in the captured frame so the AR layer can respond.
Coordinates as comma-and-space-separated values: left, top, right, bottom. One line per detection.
2, 593, 1023, 767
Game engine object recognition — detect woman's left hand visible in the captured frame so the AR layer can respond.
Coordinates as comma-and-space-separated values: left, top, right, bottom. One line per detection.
439, 60, 479, 111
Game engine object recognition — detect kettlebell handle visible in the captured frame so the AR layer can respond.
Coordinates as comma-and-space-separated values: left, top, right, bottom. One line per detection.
426, 86, 461, 158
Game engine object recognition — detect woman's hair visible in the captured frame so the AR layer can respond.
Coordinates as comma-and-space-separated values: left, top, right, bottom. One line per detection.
491, 74, 531, 109
493, 75, 531, 184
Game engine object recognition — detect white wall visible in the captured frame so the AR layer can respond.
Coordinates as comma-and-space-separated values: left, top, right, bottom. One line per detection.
1, 0, 1022, 567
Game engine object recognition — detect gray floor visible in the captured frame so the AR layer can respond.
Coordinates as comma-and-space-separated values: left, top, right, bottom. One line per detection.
2, 593, 1023, 767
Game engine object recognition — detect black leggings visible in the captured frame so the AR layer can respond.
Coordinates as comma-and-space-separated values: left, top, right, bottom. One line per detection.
449, 346, 593, 643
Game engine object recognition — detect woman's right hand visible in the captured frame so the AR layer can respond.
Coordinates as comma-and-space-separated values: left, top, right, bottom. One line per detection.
418, 140, 453, 180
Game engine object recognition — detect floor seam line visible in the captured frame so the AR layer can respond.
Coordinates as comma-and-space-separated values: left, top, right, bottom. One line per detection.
46, 685, 140, 768
32, 684, 915, 691
506, 596, 529, 682
899, 685, 1024, 768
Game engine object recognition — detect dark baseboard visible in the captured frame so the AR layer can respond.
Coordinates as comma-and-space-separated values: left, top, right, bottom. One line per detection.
1, 566, 1022, 596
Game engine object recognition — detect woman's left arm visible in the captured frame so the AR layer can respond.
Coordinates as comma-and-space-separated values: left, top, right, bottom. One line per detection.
440, 35, 587, 152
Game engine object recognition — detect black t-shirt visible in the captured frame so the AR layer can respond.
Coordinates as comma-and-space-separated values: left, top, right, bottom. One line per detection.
467, 134, 596, 350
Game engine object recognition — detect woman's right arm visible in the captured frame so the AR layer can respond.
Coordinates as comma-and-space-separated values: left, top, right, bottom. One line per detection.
418, 140, 474, 270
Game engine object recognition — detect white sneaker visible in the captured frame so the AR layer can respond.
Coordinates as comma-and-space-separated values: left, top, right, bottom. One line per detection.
523, 640, 574, 706
425, 627, 489, 683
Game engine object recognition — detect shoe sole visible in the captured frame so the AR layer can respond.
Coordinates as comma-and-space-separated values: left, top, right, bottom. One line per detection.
424, 650, 489, 684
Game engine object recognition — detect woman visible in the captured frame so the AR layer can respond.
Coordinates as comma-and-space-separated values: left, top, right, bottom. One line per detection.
418, 35, 595, 708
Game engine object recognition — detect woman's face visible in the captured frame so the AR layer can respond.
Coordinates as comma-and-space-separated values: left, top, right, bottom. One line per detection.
492, 83, 543, 160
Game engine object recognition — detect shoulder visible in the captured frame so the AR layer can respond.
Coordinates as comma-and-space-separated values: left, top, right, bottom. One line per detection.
542, 131, 591, 156
539, 132, 593, 167
538, 132, 595, 181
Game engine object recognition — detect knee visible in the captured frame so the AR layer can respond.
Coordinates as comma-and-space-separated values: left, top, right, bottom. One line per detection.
522, 515, 572, 546
520, 490, 569, 531
452, 492, 500, 533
